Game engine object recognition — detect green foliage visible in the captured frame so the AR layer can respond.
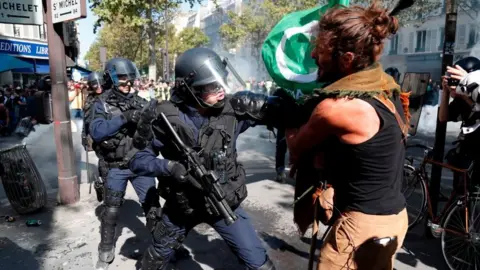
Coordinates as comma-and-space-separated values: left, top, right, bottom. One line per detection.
84, 19, 148, 71
90, 0, 201, 32
171, 27, 210, 53
84, 22, 210, 73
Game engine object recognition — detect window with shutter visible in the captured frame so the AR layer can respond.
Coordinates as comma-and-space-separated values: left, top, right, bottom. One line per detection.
468, 24, 477, 48
24, 25, 31, 39
425, 30, 431, 52
431, 29, 437, 51
398, 33, 403, 54
457, 24, 466, 47
13, 25, 21, 37
439, 27, 445, 51
409, 32, 414, 53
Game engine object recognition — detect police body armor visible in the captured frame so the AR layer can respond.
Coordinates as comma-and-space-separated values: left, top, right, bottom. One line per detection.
82, 94, 99, 151
96, 90, 146, 167
154, 98, 247, 213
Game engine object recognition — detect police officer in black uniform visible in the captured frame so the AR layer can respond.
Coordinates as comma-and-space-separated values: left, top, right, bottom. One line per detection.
129, 48, 278, 270
88, 58, 160, 265
385, 67, 401, 84
82, 72, 108, 201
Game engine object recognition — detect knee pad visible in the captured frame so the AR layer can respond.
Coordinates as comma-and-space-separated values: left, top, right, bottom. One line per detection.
152, 219, 185, 250
101, 206, 120, 224
104, 188, 125, 207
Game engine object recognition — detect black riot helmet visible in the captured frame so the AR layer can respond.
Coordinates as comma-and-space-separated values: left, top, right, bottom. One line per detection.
454, 57, 480, 73
173, 47, 231, 108
103, 57, 140, 92
385, 67, 401, 83
87, 71, 104, 91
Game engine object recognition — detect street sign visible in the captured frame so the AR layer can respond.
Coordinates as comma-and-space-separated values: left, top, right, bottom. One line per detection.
0, 0, 43, 25
50, 0, 86, 24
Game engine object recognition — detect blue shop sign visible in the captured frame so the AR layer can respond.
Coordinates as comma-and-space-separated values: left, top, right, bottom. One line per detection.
0, 37, 48, 59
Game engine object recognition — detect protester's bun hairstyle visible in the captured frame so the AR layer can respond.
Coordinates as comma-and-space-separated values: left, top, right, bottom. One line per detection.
317, 1, 399, 72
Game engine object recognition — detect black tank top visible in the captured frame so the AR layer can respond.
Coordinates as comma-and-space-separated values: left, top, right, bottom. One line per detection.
324, 94, 406, 215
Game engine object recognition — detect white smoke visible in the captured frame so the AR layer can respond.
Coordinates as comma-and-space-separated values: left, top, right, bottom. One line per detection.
416, 105, 462, 136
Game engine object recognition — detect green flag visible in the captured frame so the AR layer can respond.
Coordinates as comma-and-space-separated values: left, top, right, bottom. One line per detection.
261, 0, 349, 101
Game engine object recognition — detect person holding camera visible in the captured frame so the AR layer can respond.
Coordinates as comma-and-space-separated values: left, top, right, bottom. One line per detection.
439, 56, 480, 190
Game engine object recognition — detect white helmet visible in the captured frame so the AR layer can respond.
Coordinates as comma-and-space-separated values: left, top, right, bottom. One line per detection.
456, 70, 480, 111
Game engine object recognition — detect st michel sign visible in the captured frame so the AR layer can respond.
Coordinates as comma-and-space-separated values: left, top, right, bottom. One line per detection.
0, 0, 43, 25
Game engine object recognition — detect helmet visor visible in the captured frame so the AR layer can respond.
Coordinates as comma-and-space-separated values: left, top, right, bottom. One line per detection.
191, 57, 232, 94
108, 63, 140, 87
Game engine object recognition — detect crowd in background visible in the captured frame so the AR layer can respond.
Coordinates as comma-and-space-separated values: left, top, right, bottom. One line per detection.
0, 74, 280, 138
0, 84, 40, 136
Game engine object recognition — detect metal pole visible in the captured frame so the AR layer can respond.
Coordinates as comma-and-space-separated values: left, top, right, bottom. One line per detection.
431, 0, 457, 216
165, 6, 169, 81
45, 0, 79, 204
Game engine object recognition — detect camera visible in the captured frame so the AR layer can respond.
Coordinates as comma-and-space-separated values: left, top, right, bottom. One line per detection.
447, 77, 460, 86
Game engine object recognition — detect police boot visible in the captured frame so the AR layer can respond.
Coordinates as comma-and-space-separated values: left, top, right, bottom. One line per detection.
98, 206, 120, 263
253, 257, 276, 270
141, 245, 169, 270
275, 168, 286, 183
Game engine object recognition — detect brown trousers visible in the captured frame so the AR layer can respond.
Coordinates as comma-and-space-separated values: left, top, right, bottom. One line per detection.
317, 208, 408, 270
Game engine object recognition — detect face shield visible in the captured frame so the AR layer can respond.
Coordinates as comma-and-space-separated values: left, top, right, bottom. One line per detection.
88, 78, 103, 90
107, 62, 140, 89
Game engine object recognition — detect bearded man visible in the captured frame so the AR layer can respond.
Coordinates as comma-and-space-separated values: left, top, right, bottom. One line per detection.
284, 3, 410, 269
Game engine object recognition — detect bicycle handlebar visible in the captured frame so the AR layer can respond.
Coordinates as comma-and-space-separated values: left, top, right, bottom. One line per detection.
406, 144, 434, 151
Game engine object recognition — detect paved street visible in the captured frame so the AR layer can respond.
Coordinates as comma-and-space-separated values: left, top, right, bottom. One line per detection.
0, 118, 461, 270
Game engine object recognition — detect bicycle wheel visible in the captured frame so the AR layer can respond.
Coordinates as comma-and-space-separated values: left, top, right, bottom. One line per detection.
403, 164, 427, 229
441, 194, 480, 270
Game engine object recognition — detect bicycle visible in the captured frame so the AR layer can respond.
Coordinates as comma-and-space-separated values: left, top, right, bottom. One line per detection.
402, 143, 480, 270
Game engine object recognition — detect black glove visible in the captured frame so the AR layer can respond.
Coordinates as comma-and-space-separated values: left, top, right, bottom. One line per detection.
123, 110, 141, 123
167, 161, 190, 184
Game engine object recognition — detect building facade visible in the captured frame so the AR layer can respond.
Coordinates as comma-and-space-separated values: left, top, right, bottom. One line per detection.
198, 0, 244, 50
0, 21, 80, 86
381, 6, 480, 84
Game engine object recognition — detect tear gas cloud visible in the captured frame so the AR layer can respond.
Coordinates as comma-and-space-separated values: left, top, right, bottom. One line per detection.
416, 105, 461, 136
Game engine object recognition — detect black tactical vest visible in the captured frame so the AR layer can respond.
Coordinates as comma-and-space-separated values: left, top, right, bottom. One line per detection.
155, 99, 248, 209
95, 90, 142, 163
81, 94, 99, 151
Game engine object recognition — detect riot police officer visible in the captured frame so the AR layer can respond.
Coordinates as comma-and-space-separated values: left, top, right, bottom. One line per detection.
82, 72, 107, 201
385, 67, 401, 84
129, 48, 277, 270
88, 58, 160, 265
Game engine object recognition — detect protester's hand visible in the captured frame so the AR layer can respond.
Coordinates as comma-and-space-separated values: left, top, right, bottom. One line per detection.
122, 110, 141, 123
447, 65, 468, 81
167, 161, 189, 184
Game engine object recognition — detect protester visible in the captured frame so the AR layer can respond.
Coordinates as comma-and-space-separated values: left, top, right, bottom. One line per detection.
68, 81, 84, 119
0, 100, 9, 136
439, 57, 480, 190
284, 3, 409, 269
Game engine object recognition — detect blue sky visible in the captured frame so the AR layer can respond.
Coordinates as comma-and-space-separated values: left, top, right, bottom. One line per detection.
78, 2, 201, 62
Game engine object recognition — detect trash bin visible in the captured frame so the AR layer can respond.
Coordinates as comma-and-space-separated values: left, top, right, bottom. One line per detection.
0, 144, 47, 214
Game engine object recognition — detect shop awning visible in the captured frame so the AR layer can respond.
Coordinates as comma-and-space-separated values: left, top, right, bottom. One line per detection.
12, 59, 49, 74
0, 54, 32, 73
11, 56, 79, 74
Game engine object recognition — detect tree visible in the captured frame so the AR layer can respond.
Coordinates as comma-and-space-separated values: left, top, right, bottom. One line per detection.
172, 27, 210, 54
90, 0, 202, 81
84, 19, 149, 72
